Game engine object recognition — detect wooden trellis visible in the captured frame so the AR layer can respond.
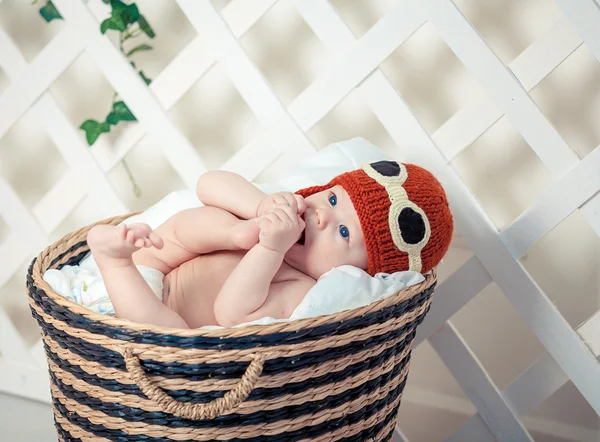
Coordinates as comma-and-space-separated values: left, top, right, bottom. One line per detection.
0, 0, 599, 440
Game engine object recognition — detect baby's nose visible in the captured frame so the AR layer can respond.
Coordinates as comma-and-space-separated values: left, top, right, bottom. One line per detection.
316, 208, 330, 229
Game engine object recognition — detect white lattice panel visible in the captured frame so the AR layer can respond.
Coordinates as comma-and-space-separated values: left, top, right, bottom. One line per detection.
0, 0, 599, 440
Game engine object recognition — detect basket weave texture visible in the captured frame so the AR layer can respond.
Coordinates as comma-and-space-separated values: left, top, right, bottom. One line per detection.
26, 214, 437, 442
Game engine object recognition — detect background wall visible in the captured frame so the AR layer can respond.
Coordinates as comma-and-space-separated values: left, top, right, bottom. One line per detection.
0, 0, 599, 440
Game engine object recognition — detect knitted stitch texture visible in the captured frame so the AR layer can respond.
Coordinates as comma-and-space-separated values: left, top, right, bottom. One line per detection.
296, 161, 453, 275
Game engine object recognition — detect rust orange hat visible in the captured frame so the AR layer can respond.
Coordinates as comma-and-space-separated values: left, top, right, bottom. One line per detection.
296, 160, 453, 275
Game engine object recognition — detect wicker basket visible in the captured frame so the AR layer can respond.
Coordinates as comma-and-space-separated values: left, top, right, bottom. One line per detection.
26, 214, 437, 442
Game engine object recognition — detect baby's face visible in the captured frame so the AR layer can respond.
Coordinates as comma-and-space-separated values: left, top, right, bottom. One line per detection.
284, 185, 368, 279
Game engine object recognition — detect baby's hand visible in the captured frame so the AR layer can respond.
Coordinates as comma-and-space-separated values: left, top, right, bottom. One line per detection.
258, 205, 305, 253
257, 192, 306, 218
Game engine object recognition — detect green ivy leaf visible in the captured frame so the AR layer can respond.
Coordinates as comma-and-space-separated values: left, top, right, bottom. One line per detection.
139, 70, 152, 85
120, 3, 140, 25
39, 1, 62, 22
100, 15, 126, 33
126, 43, 152, 57
106, 101, 136, 125
80, 120, 111, 145
138, 15, 155, 38
110, 0, 127, 15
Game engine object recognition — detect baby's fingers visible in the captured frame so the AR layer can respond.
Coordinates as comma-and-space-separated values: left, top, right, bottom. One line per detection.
149, 231, 164, 249
294, 195, 306, 215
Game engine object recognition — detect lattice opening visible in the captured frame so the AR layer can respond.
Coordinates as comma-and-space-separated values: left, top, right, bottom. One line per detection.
526, 378, 600, 437
379, 21, 489, 135
240, 0, 330, 106
530, 44, 600, 160
453, 0, 562, 65
398, 341, 475, 440
49, 51, 126, 147
520, 210, 600, 329
452, 282, 546, 390
0, 108, 68, 210
107, 140, 186, 213
168, 62, 260, 170
451, 116, 555, 231
0, 0, 65, 62
330, 0, 396, 38
86, 1, 198, 81
306, 89, 396, 153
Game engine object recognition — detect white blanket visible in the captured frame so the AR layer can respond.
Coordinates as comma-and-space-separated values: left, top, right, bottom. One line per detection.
43, 137, 425, 328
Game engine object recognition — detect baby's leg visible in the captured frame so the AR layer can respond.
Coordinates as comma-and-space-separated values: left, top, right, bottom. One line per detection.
87, 223, 189, 328
133, 206, 260, 273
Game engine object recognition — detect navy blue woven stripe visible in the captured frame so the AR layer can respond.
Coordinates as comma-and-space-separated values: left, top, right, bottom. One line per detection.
52, 372, 406, 442
49, 344, 410, 429
55, 419, 83, 442
36, 304, 425, 378
27, 256, 434, 350
44, 325, 413, 405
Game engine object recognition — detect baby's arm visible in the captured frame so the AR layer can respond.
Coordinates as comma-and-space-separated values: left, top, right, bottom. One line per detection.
214, 205, 312, 327
196, 170, 306, 220
196, 171, 265, 220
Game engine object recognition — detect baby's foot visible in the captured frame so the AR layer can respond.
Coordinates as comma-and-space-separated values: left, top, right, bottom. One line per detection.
87, 223, 164, 268
230, 219, 260, 250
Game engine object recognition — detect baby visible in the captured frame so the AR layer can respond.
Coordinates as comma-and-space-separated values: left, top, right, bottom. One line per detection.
86, 160, 453, 328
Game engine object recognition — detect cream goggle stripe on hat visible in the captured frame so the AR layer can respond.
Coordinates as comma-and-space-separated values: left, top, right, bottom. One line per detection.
363, 161, 432, 272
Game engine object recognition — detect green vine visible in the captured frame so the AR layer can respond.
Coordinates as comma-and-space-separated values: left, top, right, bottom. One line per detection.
36, 0, 156, 197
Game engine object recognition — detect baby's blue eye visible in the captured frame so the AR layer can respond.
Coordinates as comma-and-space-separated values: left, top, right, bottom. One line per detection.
339, 225, 349, 238
329, 193, 337, 206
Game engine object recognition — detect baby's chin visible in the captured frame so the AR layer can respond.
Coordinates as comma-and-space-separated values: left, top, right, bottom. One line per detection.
285, 244, 331, 280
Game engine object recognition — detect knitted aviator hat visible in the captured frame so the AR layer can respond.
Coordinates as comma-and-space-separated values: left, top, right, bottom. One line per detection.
295, 160, 453, 275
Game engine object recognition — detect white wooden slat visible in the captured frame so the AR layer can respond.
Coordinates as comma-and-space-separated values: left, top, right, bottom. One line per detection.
220, 136, 282, 180
417, 0, 579, 177
509, 18, 582, 91
0, 176, 48, 256
289, 3, 426, 133
0, 234, 30, 289
32, 170, 87, 235
35, 95, 127, 217
357, 45, 600, 418
177, 0, 316, 161
94, 0, 276, 174
294, 0, 600, 416
293, 0, 355, 53
293, 0, 436, 152
580, 193, 600, 237
451, 314, 600, 442
414, 256, 492, 346
553, 0, 600, 65
578, 311, 600, 357
220, 0, 278, 36
429, 323, 534, 441
52, 0, 207, 189
433, 18, 582, 161
0, 25, 84, 140
500, 144, 600, 259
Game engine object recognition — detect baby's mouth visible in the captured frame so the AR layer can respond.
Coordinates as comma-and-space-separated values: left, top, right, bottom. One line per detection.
297, 230, 305, 245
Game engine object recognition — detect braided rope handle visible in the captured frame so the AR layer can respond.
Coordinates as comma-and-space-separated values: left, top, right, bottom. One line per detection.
123, 348, 266, 420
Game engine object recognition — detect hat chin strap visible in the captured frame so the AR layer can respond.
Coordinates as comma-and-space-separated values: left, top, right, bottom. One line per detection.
408, 254, 422, 273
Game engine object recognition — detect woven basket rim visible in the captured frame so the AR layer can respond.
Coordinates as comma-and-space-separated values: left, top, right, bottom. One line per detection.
29, 213, 437, 338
